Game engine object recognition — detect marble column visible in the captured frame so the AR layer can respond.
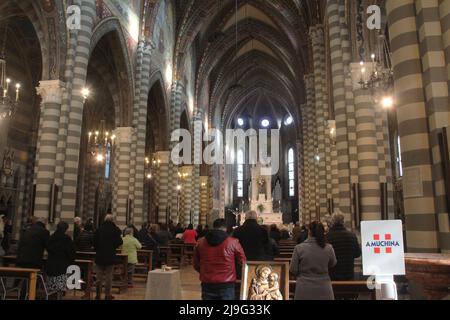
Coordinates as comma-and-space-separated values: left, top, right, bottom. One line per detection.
387, 0, 439, 252
155, 151, 170, 223
112, 127, 135, 229
34, 80, 65, 220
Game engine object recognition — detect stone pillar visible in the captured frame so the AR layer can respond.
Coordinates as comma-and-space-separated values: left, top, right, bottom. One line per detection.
199, 176, 209, 226
387, 0, 439, 252
304, 74, 317, 222
112, 127, 135, 229
327, 0, 352, 224
59, 0, 96, 225
131, 40, 155, 226
34, 80, 65, 220
180, 165, 194, 226
416, 0, 450, 252
350, 62, 381, 221
310, 26, 329, 218
168, 81, 184, 222
297, 139, 305, 223
301, 106, 310, 224
154, 151, 170, 223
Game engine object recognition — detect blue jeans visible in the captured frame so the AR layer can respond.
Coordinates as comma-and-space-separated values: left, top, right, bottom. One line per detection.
202, 284, 235, 300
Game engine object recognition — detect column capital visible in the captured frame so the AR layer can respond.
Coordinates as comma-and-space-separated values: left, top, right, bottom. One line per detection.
36, 80, 65, 104
138, 38, 156, 56
309, 25, 324, 45
113, 127, 136, 143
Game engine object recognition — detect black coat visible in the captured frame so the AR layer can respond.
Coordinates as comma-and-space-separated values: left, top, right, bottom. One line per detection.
94, 221, 123, 266
75, 230, 94, 252
17, 222, 50, 269
327, 224, 362, 281
232, 219, 269, 261
45, 231, 76, 277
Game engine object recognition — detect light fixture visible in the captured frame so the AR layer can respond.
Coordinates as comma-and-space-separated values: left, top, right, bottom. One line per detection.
284, 116, 293, 126
176, 185, 182, 191
146, 173, 152, 180
381, 96, 394, 109
0, 23, 21, 119
87, 120, 115, 163
237, 118, 245, 127
82, 87, 90, 101
261, 119, 270, 128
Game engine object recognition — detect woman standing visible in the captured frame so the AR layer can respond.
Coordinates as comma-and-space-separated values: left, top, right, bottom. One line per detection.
289, 221, 337, 300
45, 221, 76, 300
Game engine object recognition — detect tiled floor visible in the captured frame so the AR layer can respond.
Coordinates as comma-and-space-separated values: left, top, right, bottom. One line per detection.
64, 266, 202, 301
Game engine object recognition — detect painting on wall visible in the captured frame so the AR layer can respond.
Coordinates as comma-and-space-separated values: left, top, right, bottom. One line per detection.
240, 262, 290, 300
107, 0, 142, 42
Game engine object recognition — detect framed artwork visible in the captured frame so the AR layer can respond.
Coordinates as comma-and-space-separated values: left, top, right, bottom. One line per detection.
240, 261, 290, 301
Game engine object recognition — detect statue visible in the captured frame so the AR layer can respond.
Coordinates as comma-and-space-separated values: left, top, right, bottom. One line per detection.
258, 178, 266, 195
248, 265, 283, 301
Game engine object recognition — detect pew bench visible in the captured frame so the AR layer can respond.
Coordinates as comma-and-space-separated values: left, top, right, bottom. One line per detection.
0, 267, 40, 300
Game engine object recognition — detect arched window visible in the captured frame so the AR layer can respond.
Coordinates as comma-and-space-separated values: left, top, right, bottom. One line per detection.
237, 149, 244, 198
105, 142, 112, 179
288, 148, 295, 197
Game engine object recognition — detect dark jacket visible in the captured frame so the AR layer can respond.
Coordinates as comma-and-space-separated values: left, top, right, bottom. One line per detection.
76, 230, 94, 252
269, 229, 281, 243
17, 222, 50, 269
194, 229, 246, 285
45, 231, 76, 277
264, 238, 280, 261
156, 230, 172, 246
73, 225, 82, 242
94, 221, 123, 266
232, 219, 269, 261
327, 224, 362, 281
137, 228, 155, 248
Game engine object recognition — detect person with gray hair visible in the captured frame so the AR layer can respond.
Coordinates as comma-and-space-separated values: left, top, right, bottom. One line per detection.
94, 213, 123, 300
121, 227, 142, 287
327, 212, 361, 284
233, 211, 270, 261
74, 216, 82, 242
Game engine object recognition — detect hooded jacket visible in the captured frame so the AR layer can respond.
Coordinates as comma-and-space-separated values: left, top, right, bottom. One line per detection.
193, 229, 246, 285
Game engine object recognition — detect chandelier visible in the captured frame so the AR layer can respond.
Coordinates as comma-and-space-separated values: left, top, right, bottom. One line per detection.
358, 34, 394, 106
0, 24, 21, 119
87, 120, 115, 163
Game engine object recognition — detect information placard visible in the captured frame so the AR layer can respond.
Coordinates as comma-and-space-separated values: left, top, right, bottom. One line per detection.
361, 220, 405, 276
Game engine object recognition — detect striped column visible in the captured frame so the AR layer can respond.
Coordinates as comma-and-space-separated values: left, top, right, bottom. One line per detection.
199, 176, 209, 226
131, 40, 154, 226
416, 0, 450, 251
310, 26, 328, 218
180, 166, 194, 226
60, 0, 96, 225
34, 80, 65, 219
112, 127, 135, 229
387, 0, 439, 252
297, 139, 305, 223
168, 81, 184, 223
439, 0, 450, 92
327, 0, 352, 223
301, 107, 310, 224
304, 74, 317, 222
155, 151, 170, 223
351, 63, 381, 221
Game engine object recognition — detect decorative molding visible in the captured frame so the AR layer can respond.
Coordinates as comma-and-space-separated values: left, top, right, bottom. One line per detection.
36, 80, 66, 104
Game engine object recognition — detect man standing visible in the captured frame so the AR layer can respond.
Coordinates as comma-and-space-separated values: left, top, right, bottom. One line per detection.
94, 214, 123, 300
194, 219, 246, 300
232, 211, 269, 261
17, 217, 50, 269
327, 213, 361, 281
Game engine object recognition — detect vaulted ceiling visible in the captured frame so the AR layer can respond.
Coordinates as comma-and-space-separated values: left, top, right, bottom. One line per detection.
174, 0, 326, 132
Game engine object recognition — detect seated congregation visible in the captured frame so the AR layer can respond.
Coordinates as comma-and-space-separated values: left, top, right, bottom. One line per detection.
0, 211, 365, 301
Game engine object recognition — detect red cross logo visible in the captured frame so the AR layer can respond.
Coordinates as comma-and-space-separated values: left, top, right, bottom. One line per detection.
373, 234, 392, 254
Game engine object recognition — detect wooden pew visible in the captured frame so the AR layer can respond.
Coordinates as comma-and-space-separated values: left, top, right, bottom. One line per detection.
0, 267, 40, 300
1, 255, 94, 300
135, 250, 153, 278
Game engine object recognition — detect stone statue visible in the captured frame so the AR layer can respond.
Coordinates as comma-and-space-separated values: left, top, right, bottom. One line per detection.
258, 178, 266, 195
248, 265, 283, 301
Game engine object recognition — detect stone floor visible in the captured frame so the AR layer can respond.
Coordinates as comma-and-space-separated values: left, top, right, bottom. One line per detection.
64, 266, 202, 301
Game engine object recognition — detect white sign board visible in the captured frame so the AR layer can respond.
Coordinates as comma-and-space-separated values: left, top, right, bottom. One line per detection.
361, 220, 405, 276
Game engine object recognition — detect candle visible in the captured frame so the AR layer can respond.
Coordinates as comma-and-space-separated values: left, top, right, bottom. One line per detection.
15, 83, 20, 101
6, 78, 10, 92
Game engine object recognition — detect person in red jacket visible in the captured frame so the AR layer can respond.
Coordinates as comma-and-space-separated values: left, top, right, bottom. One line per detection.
194, 218, 246, 300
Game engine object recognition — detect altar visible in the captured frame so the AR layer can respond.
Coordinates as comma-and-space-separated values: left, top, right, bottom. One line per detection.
249, 164, 283, 225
